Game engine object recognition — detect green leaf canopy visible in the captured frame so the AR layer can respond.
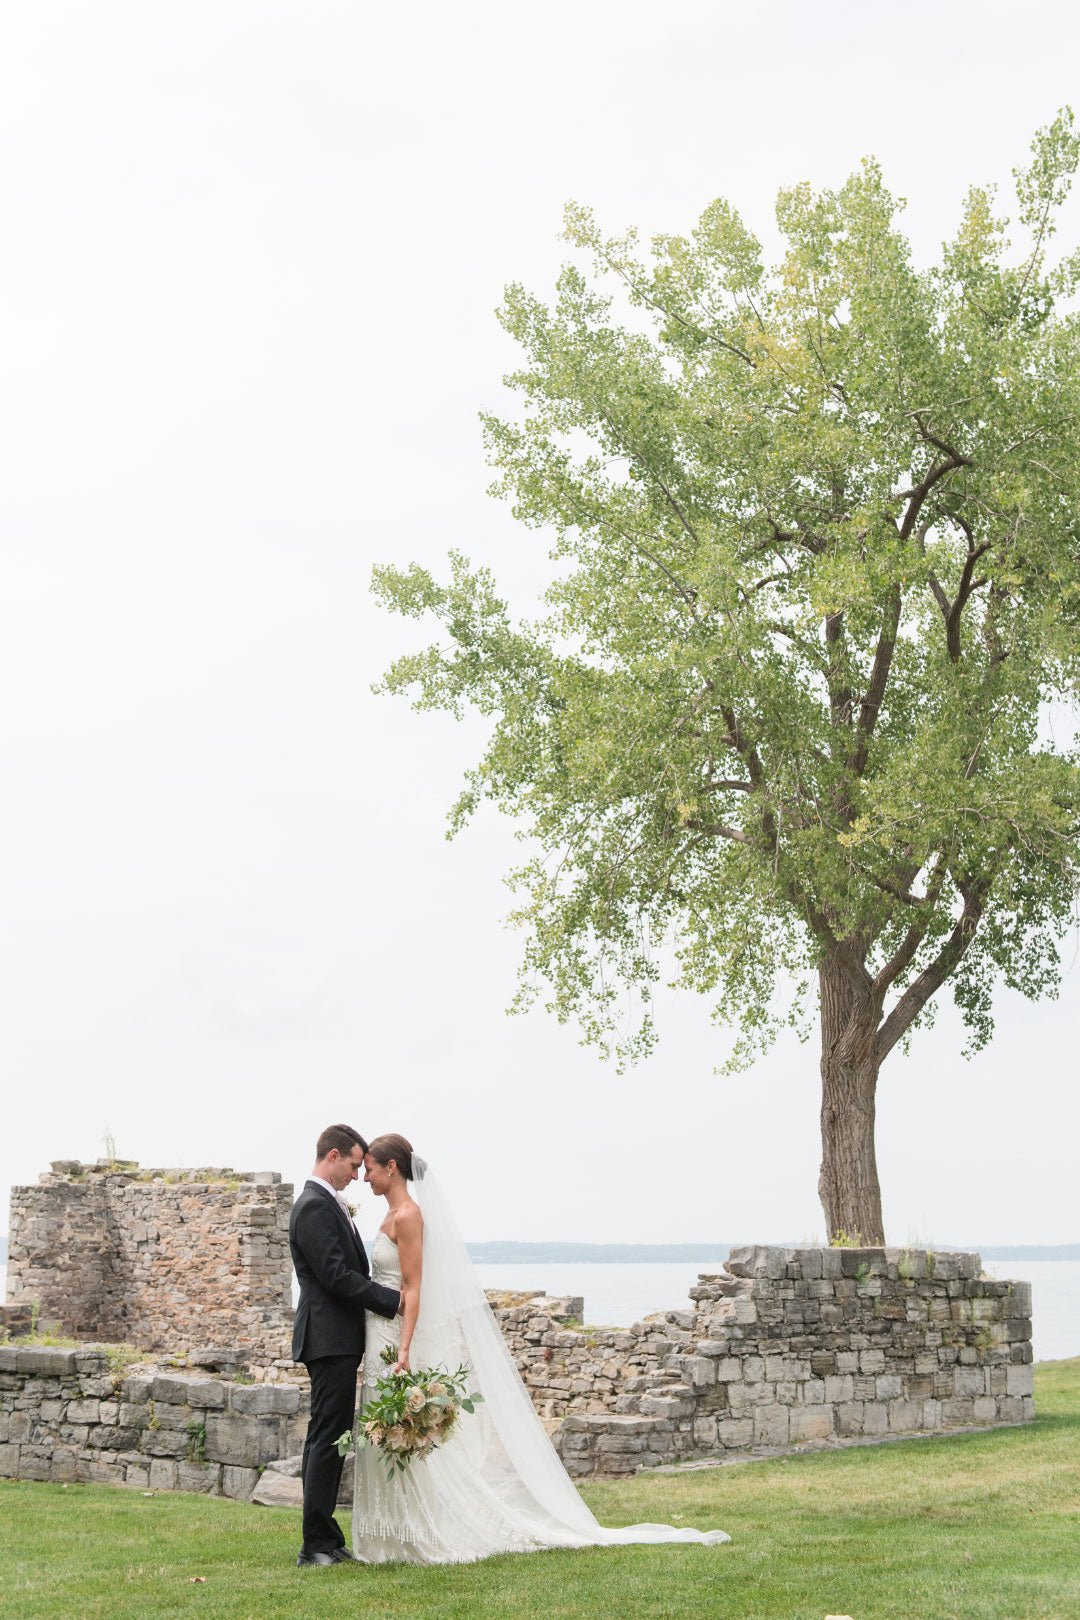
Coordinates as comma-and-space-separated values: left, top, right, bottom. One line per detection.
374, 113, 1080, 1109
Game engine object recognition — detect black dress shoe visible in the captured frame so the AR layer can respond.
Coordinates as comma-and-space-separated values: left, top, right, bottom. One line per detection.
297, 1551, 336, 1566
327, 1548, 359, 1563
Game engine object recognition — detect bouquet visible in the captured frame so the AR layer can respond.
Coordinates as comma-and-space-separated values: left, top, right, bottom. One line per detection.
336, 1343, 484, 1480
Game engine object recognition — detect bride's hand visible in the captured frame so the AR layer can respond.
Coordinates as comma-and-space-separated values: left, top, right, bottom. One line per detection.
393, 1349, 411, 1374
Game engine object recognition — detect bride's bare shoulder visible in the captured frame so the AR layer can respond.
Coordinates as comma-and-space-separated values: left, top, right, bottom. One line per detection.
394, 1198, 423, 1237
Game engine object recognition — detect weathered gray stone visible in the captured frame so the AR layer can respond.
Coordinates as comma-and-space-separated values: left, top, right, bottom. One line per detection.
862, 1403, 888, 1435
753, 1404, 790, 1446
638, 1393, 694, 1418
15, 1348, 77, 1376
148, 1402, 194, 1432
203, 1413, 289, 1469
597, 1433, 648, 1454
692, 1416, 718, 1447
888, 1398, 921, 1431
229, 1385, 300, 1416
727, 1382, 766, 1416
175, 1462, 220, 1495
181, 1380, 227, 1410
150, 1375, 193, 1405
252, 1469, 304, 1507
725, 1245, 786, 1280
142, 1428, 190, 1458
49, 1448, 79, 1482
835, 1401, 864, 1436
1006, 1363, 1035, 1398
790, 1406, 835, 1442
683, 1357, 716, 1389
65, 1399, 101, 1424
82, 1458, 128, 1486
266, 1453, 303, 1477
78, 1377, 116, 1398
18, 1450, 53, 1482
1005, 1281, 1033, 1318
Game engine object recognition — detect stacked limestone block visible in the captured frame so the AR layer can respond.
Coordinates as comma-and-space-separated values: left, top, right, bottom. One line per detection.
6, 1162, 294, 1365
493, 1293, 694, 1420
553, 1245, 1034, 1478
0, 1345, 308, 1497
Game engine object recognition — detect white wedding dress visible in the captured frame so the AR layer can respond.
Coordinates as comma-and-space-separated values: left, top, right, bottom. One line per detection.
351, 1159, 730, 1564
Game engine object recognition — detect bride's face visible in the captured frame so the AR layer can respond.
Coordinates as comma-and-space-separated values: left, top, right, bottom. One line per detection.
363, 1153, 392, 1197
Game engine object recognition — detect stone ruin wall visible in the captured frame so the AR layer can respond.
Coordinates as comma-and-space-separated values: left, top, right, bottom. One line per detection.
532, 1243, 1035, 1477
0, 1245, 1033, 1495
0, 1345, 309, 1501
1, 1162, 1035, 1492
4, 1161, 294, 1366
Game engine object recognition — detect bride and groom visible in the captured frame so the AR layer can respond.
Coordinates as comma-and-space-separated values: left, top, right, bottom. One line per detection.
288, 1122, 730, 1567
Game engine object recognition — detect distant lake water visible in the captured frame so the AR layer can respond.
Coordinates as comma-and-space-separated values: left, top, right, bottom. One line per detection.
4, 1257, 1077, 1364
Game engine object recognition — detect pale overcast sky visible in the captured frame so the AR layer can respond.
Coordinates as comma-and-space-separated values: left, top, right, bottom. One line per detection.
2, 2, 1078, 1253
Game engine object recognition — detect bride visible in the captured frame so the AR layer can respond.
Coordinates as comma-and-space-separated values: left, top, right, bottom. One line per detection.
352, 1132, 730, 1564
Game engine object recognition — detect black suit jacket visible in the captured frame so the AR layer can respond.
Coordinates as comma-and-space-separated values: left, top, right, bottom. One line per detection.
289, 1181, 401, 1362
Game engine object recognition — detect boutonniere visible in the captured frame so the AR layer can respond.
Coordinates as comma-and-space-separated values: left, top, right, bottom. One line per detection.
344, 1201, 357, 1219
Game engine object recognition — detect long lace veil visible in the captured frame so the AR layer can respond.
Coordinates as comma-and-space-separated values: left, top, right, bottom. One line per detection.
406, 1154, 729, 1547
409, 1153, 599, 1534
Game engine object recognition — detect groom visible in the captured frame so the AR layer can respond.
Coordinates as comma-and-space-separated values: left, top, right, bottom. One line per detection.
290, 1123, 402, 1567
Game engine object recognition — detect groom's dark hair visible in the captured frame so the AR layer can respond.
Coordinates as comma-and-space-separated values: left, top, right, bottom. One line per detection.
315, 1123, 368, 1160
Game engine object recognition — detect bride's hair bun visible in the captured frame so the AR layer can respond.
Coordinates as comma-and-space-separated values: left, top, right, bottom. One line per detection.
366, 1132, 414, 1181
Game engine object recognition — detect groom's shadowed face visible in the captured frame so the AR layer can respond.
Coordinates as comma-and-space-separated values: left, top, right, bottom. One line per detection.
325, 1143, 365, 1193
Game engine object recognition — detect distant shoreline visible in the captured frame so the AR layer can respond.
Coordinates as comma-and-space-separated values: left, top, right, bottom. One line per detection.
2, 1237, 1078, 1266
466, 1241, 1080, 1263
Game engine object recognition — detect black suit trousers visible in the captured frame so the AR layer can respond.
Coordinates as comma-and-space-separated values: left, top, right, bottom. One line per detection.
301, 1354, 360, 1554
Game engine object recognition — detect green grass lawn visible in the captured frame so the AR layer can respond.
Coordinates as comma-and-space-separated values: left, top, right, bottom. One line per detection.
3, 1359, 1078, 1620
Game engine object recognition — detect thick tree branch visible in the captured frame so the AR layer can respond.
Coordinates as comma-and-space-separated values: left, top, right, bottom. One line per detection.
920, 512, 993, 662
721, 704, 843, 947
870, 858, 949, 998
896, 417, 975, 545
874, 876, 984, 1062
722, 707, 766, 789
825, 610, 852, 729
943, 517, 992, 661
683, 819, 750, 841
849, 585, 902, 776
701, 777, 754, 794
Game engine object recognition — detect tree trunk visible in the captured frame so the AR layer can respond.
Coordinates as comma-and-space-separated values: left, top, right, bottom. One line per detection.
817, 952, 885, 1245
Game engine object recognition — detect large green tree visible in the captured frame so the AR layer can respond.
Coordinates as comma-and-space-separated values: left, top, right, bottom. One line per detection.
375, 114, 1080, 1243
